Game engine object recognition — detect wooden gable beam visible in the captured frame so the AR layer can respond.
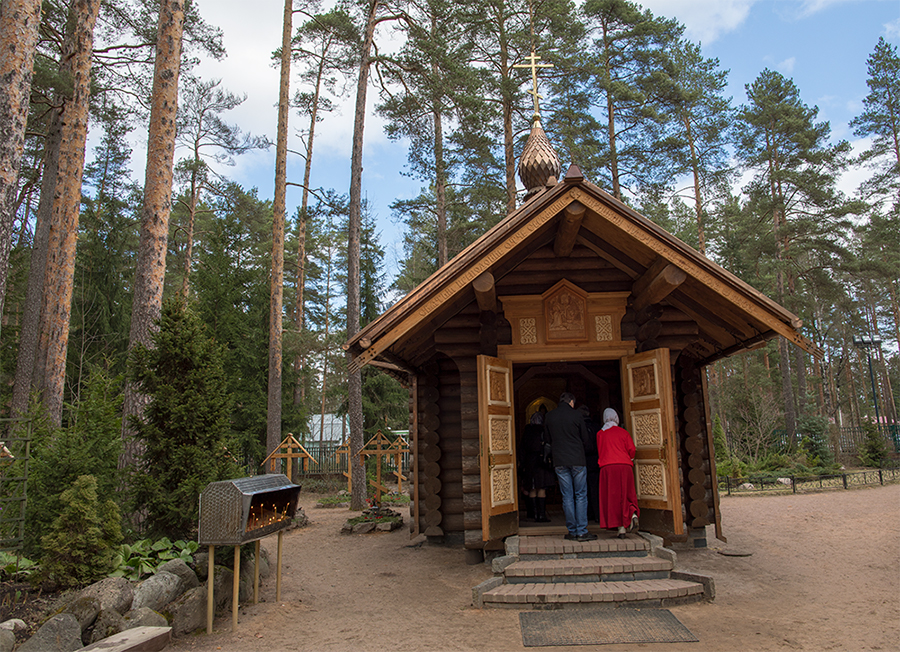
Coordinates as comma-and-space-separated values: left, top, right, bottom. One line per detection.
632, 258, 687, 312
348, 192, 579, 372
576, 190, 817, 355
554, 200, 585, 257
473, 272, 497, 312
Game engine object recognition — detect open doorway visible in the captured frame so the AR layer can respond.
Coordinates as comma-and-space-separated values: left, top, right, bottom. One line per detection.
514, 361, 622, 532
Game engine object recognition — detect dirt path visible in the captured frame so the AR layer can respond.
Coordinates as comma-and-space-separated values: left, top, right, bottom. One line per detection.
170, 484, 899, 652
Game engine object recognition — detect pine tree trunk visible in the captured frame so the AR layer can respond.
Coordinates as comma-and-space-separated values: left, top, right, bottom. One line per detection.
0, 0, 42, 323
10, 114, 61, 418
120, 0, 184, 469
39, 0, 102, 426
347, 0, 379, 511
293, 42, 326, 410
267, 0, 292, 468
498, 30, 516, 215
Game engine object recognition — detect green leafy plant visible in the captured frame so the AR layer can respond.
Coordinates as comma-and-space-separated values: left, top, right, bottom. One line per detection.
858, 422, 891, 468
0, 551, 38, 580
110, 537, 200, 581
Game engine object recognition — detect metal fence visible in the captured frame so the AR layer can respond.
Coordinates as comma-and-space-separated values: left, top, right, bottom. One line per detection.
718, 466, 900, 496
836, 425, 900, 454
0, 419, 32, 553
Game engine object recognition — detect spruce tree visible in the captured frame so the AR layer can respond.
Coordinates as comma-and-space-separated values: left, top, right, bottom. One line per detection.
129, 299, 238, 539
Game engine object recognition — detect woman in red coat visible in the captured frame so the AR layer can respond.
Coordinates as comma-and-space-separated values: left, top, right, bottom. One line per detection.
596, 408, 639, 538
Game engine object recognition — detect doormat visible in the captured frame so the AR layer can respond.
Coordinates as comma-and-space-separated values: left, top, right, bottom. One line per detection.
519, 608, 698, 647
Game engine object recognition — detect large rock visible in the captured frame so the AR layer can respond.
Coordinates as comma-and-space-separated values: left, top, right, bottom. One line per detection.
78, 576, 134, 614
59, 594, 101, 631
0, 619, 26, 633
88, 607, 125, 644
167, 585, 208, 636
132, 570, 183, 612
212, 566, 234, 611
122, 606, 167, 629
157, 559, 200, 592
193, 550, 210, 581
17, 613, 82, 652
0, 628, 14, 652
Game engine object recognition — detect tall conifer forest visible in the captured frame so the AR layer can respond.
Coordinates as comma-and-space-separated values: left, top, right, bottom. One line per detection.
0, 0, 896, 547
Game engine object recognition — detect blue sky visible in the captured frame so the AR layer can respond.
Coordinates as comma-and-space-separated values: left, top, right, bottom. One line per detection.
177, 0, 899, 280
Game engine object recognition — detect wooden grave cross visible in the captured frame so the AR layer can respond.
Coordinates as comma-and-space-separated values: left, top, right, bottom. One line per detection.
261, 433, 317, 479
361, 431, 408, 505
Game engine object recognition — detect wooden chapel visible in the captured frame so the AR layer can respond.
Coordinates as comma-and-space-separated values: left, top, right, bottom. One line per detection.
345, 80, 815, 553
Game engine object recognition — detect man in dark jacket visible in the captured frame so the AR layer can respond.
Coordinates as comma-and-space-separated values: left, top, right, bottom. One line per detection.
543, 392, 597, 541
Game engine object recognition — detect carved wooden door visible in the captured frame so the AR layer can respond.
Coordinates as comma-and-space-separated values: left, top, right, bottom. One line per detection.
477, 355, 519, 541
621, 348, 684, 535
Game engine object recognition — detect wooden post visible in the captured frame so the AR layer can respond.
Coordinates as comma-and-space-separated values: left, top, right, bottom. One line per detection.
253, 540, 260, 604
232, 545, 240, 633
276, 530, 283, 602
206, 544, 215, 634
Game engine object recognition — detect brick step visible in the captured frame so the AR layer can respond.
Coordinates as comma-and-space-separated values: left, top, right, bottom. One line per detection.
505, 556, 673, 583
481, 579, 704, 607
516, 533, 650, 559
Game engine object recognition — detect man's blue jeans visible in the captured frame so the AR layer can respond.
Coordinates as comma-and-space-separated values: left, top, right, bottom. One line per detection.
554, 465, 588, 536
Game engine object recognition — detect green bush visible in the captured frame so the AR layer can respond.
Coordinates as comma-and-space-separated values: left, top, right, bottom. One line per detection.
858, 422, 891, 468
129, 299, 240, 539
41, 475, 122, 589
798, 414, 836, 469
23, 367, 124, 557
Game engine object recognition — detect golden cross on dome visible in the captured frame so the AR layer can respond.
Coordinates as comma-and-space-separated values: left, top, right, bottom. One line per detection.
514, 51, 553, 118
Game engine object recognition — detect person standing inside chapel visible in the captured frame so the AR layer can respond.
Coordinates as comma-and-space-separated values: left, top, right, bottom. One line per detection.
543, 392, 596, 541
596, 408, 639, 538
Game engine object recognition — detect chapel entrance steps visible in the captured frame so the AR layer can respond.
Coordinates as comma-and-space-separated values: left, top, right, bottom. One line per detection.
472, 533, 714, 609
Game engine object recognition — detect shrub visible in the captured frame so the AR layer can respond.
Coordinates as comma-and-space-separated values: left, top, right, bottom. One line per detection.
857, 422, 891, 468
798, 414, 836, 469
129, 299, 240, 539
24, 367, 124, 557
41, 475, 122, 589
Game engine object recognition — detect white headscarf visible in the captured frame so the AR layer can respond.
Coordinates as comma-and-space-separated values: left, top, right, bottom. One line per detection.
601, 408, 619, 431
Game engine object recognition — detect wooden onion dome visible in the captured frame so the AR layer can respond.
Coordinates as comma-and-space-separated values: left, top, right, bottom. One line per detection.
518, 117, 561, 201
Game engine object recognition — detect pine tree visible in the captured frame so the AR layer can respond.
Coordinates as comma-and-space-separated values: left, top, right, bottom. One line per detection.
735, 69, 855, 442
849, 37, 900, 210
666, 39, 734, 255
122, 0, 185, 468
0, 0, 43, 322
290, 5, 358, 410
268, 0, 293, 471
581, 0, 683, 201
172, 76, 269, 297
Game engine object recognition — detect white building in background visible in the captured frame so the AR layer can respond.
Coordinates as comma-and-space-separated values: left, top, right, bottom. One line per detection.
306, 413, 348, 444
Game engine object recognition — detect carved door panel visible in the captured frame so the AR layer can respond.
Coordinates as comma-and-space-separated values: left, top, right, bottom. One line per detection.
477, 355, 519, 541
621, 348, 684, 535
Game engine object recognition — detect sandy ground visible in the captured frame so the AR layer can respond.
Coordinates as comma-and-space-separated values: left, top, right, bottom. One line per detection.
170, 484, 900, 652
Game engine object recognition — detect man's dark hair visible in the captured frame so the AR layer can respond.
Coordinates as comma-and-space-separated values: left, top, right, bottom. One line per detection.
560, 391, 576, 405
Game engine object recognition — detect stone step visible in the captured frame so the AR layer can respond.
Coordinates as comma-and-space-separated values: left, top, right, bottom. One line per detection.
504, 556, 673, 583
481, 579, 704, 608
516, 533, 650, 559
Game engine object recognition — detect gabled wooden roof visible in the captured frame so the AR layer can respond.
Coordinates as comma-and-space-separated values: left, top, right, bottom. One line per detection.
346, 166, 816, 373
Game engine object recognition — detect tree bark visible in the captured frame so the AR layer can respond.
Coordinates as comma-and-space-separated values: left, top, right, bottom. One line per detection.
0, 0, 42, 325
347, 0, 379, 510
38, 0, 102, 426
121, 0, 184, 468
10, 115, 61, 418
267, 0, 292, 467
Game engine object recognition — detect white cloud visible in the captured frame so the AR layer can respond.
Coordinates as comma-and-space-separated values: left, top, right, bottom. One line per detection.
637, 0, 755, 44
885, 16, 900, 38
777, 56, 797, 74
